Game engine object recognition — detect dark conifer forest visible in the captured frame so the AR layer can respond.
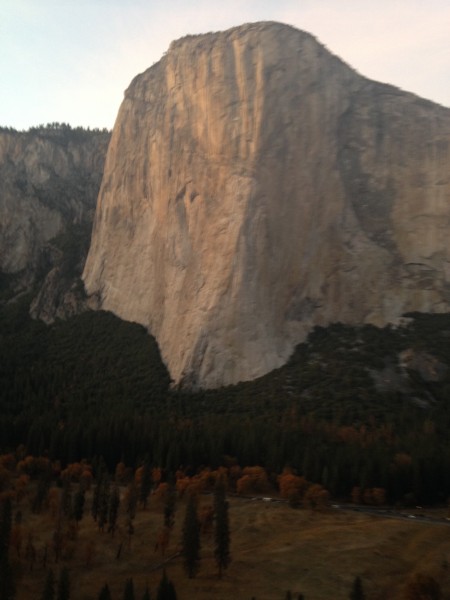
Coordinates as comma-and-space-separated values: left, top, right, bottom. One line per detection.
2, 286, 450, 506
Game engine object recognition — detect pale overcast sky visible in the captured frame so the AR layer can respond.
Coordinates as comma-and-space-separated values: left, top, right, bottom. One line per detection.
1, 0, 449, 130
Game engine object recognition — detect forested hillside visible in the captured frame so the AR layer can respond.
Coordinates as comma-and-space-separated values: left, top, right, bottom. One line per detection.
1, 292, 450, 506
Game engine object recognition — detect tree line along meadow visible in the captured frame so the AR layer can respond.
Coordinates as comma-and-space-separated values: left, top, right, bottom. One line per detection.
0, 454, 334, 599
0, 452, 445, 600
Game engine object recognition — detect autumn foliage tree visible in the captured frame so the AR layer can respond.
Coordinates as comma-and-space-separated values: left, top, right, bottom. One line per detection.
236, 466, 269, 495
303, 484, 330, 511
278, 472, 309, 507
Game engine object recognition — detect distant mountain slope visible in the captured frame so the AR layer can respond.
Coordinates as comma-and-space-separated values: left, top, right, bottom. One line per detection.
0, 123, 110, 316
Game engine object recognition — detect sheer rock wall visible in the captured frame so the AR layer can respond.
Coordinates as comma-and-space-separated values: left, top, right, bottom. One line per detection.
83, 22, 450, 388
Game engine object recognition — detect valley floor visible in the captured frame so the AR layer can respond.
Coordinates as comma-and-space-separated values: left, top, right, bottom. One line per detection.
14, 493, 450, 600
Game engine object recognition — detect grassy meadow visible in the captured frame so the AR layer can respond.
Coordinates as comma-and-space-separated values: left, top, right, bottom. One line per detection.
12, 489, 450, 600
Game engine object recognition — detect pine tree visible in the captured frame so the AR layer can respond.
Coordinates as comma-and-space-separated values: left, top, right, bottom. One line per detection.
92, 466, 108, 523
182, 494, 200, 578
350, 576, 365, 600
142, 584, 151, 600
0, 498, 14, 600
98, 480, 110, 533
0, 498, 12, 562
91, 481, 100, 522
163, 479, 176, 530
125, 482, 138, 520
214, 477, 231, 578
156, 570, 177, 600
0, 557, 14, 600
108, 485, 120, 536
123, 578, 135, 600
41, 570, 55, 600
166, 580, 177, 600
72, 488, 85, 524
57, 567, 70, 600
139, 461, 152, 509
98, 584, 111, 600
32, 474, 51, 514
61, 479, 72, 519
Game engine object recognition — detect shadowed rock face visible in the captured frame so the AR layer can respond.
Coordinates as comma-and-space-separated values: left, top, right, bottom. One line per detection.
83, 21, 450, 389
0, 127, 109, 280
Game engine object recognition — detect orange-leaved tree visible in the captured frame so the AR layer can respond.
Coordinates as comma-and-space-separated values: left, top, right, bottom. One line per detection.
278, 471, 309, 507
236, 466, 270, 496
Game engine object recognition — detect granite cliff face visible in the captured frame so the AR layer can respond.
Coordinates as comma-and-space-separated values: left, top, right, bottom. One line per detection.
0, 125, 109, 314
83, 22, 450, 389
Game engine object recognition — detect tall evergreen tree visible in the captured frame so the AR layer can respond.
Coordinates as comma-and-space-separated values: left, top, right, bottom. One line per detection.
0, 498, 12, 562
182, 494, 200, 578
98, 479, 110, 533
41, 570, 55, 600
350, 576, 365, 600
32, 474, 51, 514
214, 477, 230, 578
139, 461, 152, 509
123, 578, 135, 600
91, 481, 100, 522
92, 465, 108, 523
142, 584, 151, 600
125, 482, 138, 520
163, 479, 176, 530
0, 498, 14, 600
98, 584, 111, 600
0, 557, 14, 600
57, 567, 70, 600
60, 479, 72, 519
108, 485, 120, 536
72, 488, 85, 524
156, 570, 177, 600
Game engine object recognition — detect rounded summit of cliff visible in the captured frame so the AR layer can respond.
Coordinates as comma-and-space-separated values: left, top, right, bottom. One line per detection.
125, 21, 355, 103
